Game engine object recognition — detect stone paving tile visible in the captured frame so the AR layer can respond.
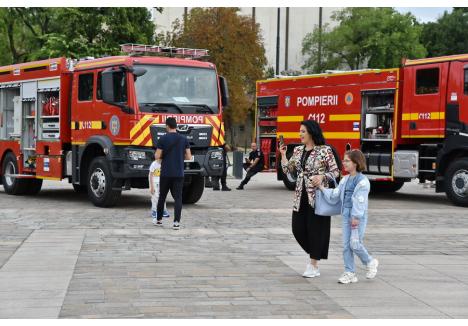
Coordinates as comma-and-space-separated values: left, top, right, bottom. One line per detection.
0, 229, 84, 318
1, 175, 468, 318
59, 227, 351, 318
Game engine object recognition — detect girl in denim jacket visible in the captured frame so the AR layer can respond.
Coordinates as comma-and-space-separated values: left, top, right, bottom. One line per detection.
319, 149, 378, 284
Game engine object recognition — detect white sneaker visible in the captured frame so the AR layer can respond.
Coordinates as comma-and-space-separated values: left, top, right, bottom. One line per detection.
366, 258, 379, 279
338, 272, 358, 284
302, 263, 320, 278
173, 222, 180, 230
153, 218, 163, 227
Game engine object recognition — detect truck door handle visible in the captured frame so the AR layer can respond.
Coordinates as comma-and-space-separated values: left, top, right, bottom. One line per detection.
410, 122, 417, 130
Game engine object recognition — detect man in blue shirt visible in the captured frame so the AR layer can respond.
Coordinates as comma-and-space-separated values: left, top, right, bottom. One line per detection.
155, 117, 192, 230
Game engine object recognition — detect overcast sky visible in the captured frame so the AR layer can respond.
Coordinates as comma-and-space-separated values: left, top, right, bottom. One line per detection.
395, 7, 453, 23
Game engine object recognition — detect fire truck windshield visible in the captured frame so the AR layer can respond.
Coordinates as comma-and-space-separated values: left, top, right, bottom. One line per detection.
134, 65, 219, 114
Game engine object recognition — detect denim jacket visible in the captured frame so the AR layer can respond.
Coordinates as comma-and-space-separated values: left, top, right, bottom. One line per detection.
321, 172, 370, 220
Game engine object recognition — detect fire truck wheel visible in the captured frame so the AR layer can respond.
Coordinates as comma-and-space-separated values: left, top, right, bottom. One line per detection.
1, 152, 29, 195
445, 158, 468, 207
73, 183, 88, 194
182, 175, 204, 204
87, 156, 121, 207
370, 180, 404, 193
25, 179, 43, 195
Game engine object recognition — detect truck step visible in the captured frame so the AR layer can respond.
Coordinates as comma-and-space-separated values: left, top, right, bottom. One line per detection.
419, 170, 436, 173
4, 173, 37, 179
420, 157, 437, 160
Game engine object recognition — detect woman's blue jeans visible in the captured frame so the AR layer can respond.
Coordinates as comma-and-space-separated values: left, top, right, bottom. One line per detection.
342, 207, 373, 273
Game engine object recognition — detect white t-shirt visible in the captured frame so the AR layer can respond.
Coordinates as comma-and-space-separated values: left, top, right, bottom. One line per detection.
149, 160, 161, 184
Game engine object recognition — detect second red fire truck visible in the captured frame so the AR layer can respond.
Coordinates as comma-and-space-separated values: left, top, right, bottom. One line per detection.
256, 53, 468, 206
0, 44, 229, 207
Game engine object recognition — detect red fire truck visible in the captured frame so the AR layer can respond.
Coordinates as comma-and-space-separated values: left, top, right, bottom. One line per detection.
0, 44, 229, 207
256, 53, 468, 206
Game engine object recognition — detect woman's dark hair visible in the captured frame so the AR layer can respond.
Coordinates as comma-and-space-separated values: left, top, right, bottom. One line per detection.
301, 120, 326, 145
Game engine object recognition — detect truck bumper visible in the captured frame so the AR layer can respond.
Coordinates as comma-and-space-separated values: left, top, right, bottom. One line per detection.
109, 146, 224, 180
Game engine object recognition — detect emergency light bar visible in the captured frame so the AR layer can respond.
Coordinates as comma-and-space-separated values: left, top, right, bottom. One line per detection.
120, 43, 209, 59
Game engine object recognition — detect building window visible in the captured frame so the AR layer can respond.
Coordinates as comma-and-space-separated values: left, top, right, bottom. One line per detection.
78, 73, 94, 101
416, 68, 439, 95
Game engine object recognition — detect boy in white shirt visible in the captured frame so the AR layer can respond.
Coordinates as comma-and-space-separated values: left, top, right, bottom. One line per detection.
149, 153, 170, 223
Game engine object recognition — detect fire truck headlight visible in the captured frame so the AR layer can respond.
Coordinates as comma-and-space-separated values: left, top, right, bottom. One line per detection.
128, 150, 147, 161
209, 150, 223, 160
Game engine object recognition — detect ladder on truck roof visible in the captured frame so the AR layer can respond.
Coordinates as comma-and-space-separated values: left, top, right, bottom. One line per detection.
270, 68, 384, 80
120, 43, 209, 59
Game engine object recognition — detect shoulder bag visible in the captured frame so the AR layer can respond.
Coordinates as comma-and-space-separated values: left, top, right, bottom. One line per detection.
314, 178, 342, 216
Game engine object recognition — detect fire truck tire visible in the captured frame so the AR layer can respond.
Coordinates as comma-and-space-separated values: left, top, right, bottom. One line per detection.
370, 180, 404, 193
87, 157, 121, 207
1, 152, 29, 195
25, 179, 43, 195
445, 158, 468, 207
73, 183, 88, 194
182, 175, 204, 204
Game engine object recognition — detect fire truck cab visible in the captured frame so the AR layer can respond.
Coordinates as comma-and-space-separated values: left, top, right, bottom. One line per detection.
0, 44, 229, 207
256, 53, 468, 206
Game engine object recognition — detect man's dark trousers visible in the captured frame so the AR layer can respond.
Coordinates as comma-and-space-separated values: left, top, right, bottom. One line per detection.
239, 167, 261, 187
157, 177, 184, 222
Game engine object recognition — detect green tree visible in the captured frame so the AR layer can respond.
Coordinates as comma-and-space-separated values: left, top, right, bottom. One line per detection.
39, 8, 155, 59
0, 7, 156, 64
302, 7, 427, 72
421, 8, 468, 57
0, 8, 47, 65
167, 7, 266, 125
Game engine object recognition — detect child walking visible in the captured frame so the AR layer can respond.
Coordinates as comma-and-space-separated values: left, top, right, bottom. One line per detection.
319, 149, 378, 284
149, 152, 170, 224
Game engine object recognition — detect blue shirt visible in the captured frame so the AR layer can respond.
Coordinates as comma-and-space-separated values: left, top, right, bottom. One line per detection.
156, 132, 190, 178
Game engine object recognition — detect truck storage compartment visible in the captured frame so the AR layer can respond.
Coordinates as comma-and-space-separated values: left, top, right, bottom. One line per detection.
36, 155, 63, 179
365, 152, 392, 175
393, 150, 419, 178
361, 89, 395, 140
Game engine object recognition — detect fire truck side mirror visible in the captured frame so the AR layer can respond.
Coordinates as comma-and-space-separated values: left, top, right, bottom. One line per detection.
101, 68, 134, 114
219, 76, 229, 108
130, 67, 147, 78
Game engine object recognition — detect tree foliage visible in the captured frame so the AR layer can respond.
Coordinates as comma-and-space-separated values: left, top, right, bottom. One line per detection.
0, 7, 155, 65
421, 8, 468, 57
166, 7, 266, 125
302, 8, 427, 72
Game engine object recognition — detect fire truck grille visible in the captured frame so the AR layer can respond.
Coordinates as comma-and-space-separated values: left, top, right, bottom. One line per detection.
150, 124, 213, 148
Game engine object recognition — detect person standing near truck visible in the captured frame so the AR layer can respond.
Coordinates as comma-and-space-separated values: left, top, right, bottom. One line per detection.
149, 152, 170, 221
212, 143, 231, 191
154, 117, 192, 230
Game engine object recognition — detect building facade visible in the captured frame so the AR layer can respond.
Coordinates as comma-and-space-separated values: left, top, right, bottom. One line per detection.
152, 7, 341, 74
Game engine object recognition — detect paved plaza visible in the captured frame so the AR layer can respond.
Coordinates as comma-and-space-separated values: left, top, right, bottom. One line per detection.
1, 172, 468, 318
